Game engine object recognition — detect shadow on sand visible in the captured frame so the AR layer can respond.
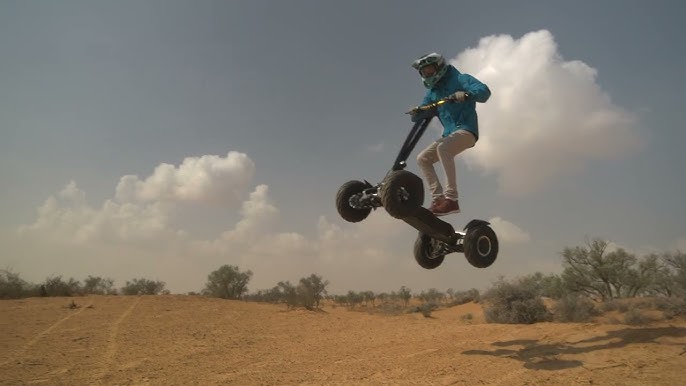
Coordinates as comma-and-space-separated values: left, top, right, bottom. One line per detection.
463, 326, 686, 371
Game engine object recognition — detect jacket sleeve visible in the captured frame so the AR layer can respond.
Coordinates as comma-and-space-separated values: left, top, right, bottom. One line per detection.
420, 92, 432, 106
461, 74, 491, 103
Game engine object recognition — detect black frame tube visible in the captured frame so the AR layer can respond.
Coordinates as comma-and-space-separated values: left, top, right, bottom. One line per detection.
392, 117, 434, 171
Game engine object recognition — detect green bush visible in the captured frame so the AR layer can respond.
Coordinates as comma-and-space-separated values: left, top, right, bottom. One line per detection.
601, 299, 632, 313
297, 274, 329, 310
616, 301, 631, 313
623, 308, 653, 325
203, 265, 252, 299
599, 300, 619, 312
0, 269, 36, 299
409, 302, 438, 318
373, 302, 405, 316
656, 297, 686, 319
43, 276, 82, 297
483, 278, 552, 324
121, 278, 166, 295
553, 294, 599, 322
82, 276, 115, 295
449, 288, 480, 306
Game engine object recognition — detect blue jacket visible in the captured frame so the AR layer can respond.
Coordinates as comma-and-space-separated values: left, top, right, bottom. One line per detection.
419, 65, 491, 139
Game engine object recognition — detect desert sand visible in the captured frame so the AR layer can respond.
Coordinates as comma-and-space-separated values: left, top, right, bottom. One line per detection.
1, 295, 685, 385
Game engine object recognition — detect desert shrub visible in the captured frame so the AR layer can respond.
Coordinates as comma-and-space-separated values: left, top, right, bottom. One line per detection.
623, 308, 653, 325
599, 299, 619, 312
409, 302, 438, 318
483, 277, 552, 324
561, 239, 639, 300
656, 297, 686, 319
0, 269, 36, 299
331, 293, 352, 308
601, 299, 631, 313
650, 297, 674, 311
43, 276, 82, 297
662, 251, 686, 295
418, 288, 445, 304
361, 291, 377, 307
519, 272, 566, 299
278, 282, 299, 309
246, 282, 299, 305
121, 278, 166, 295
82, 276, 115, 295
203, 265, 252, 299
297, 274, 329, 310
553, 294, 599, 322
461, 313, 474, 322
248, 276, 328, 310
616, 300, 631, 313
449, 288, 480, 306
346, 291, 364, 309
297, 283, 316, 310
374, 302, 405, 316
631, 297, 656, 310
397, 286, 412, 307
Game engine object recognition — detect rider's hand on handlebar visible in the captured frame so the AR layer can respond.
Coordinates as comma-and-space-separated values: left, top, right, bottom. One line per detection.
408, 107, 420, 122
408, 107, 430, 122
449, 91, 467, 102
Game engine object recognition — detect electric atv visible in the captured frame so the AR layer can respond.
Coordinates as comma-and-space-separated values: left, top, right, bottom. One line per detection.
335, 96, 498, 270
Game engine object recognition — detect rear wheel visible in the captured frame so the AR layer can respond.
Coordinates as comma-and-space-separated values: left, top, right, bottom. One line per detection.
336, 180, 371, 223
413, 233, 445, 269
381, 170, 424, 219
464, 225, 498, 268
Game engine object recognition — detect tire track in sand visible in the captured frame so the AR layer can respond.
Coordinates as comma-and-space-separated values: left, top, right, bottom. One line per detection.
0, 303, 91, 367
96, 296, 142, 384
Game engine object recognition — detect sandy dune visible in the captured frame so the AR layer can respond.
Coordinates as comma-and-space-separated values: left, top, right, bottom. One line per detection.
1, 295, 685, 385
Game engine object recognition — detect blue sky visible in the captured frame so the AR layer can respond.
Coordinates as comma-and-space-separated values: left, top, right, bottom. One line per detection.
1, 0, 684, 294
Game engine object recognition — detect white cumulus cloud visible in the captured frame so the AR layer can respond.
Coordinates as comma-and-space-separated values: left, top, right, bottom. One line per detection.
115, 151, 255, 205
488, 217, 531, 244
675, 238, 686, 252
19, 181, 183, 246
202, 184, 280, 252
19, 150, 257, 246
451, 30, 642, 195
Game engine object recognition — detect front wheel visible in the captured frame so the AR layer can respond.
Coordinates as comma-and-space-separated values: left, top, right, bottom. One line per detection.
463, 225, 498, 268
381, 170, 424, 219
336, 180, 371, 223
413, 233, 445, 269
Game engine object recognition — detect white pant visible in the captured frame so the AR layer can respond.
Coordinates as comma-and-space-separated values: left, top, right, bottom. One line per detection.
416, 130, 475, 201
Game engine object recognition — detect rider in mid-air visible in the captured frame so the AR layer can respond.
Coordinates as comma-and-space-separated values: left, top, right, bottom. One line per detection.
410, 53, 491, 216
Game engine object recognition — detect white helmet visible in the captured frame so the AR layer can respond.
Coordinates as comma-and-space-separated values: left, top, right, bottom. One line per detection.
412, 52, 448, 88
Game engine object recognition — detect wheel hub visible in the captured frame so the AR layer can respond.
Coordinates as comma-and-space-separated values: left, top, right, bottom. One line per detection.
348, 193, 364, 209
477, 235, 492, 256
396, 187, 410, 202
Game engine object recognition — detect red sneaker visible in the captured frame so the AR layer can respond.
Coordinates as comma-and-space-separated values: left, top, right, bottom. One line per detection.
428, 197, 446, 213
434, 199, 460, 216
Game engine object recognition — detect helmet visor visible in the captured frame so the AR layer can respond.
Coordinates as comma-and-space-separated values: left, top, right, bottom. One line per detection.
419, 64, 438, 78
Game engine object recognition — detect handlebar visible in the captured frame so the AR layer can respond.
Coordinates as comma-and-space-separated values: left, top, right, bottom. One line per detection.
405, 93, 470, 115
